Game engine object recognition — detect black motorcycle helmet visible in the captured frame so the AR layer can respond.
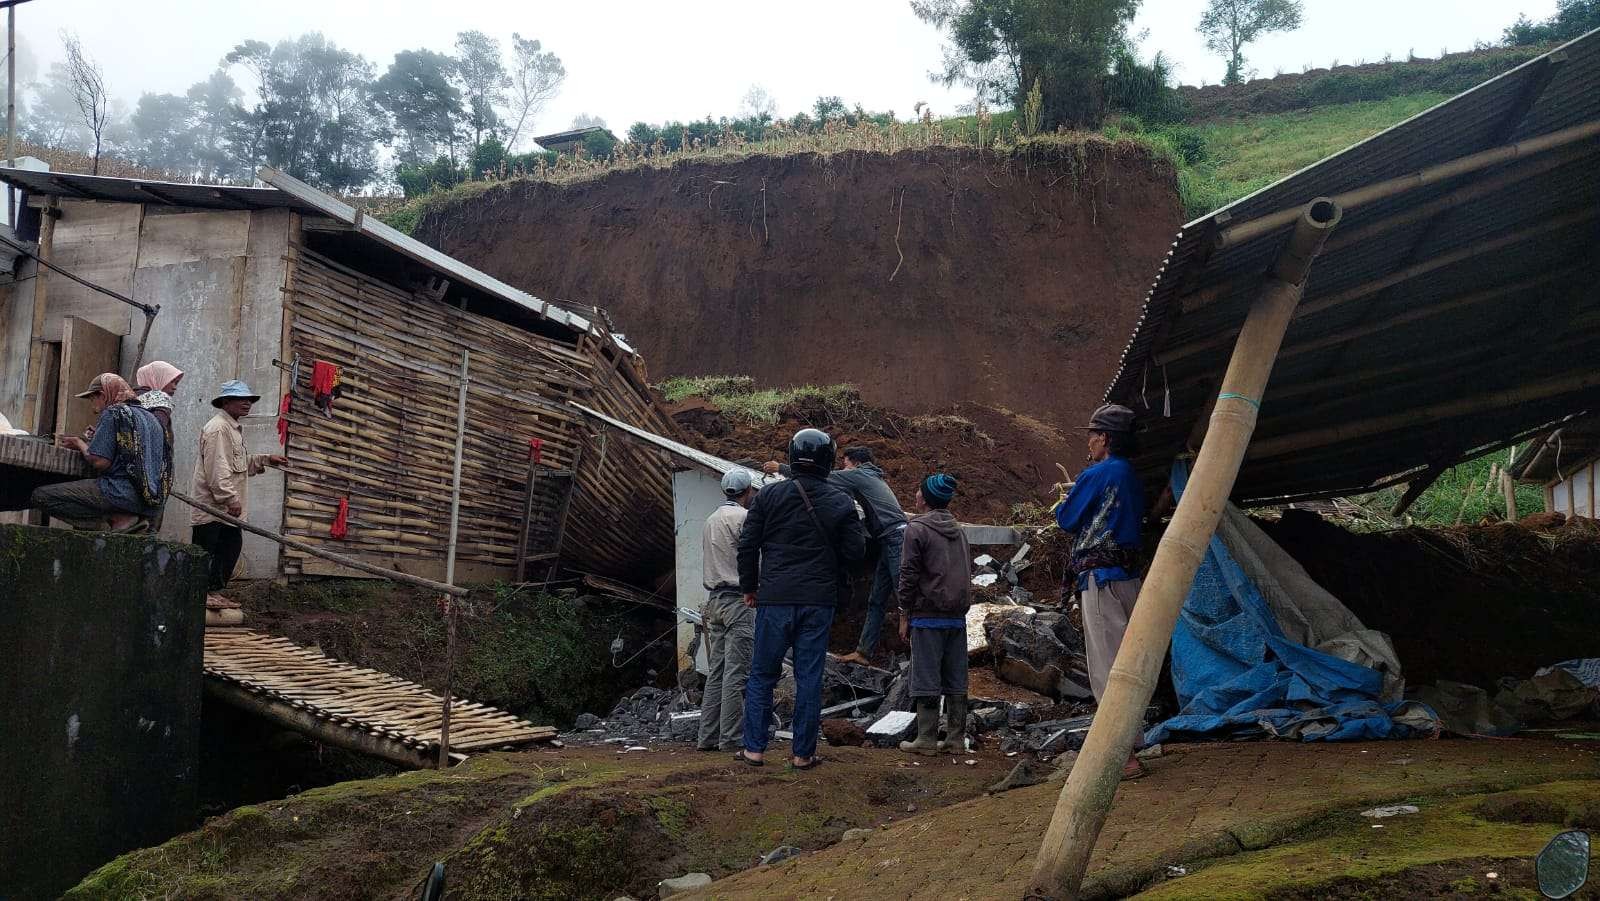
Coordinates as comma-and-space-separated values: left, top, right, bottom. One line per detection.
788, 428, 836, 476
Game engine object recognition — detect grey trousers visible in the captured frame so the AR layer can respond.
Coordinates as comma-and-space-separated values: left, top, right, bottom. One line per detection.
30, 479, 118, 529
910, 626, 968, 697
1082, 576, 1142, 702
698, 591, 756, 750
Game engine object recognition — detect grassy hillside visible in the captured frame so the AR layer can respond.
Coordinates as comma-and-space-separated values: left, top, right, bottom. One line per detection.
1111, 92, 1450, 218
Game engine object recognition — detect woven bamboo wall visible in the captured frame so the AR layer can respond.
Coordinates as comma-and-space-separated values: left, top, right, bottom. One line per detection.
279, 245, 674, 582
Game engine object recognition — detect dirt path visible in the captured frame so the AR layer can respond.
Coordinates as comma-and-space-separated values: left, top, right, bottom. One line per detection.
687, 738, 1600, 899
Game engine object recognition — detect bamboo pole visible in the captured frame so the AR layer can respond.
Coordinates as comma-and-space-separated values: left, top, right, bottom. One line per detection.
1212, 118, 1600, 250
439, 349, 469, 769
1503, 448, 1520, 521
1028, 198, 1341, 900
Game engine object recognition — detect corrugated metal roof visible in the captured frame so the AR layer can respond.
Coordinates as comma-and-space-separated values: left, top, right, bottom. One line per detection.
0, 167, 312, 212
0, 165, 642, 354
1103, 29, 1600, 505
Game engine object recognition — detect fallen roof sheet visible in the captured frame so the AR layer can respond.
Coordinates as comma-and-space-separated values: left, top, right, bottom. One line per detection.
1103, 30, 1600, 505
571, 400, 764, 481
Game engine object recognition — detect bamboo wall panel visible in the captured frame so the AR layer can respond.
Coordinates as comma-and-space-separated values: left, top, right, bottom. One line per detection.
280, 246, 673, 581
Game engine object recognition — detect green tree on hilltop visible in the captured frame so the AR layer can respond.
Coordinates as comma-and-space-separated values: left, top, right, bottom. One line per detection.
912, 0, 1142, 130
1502, 0, 1600, 46
1197, 0, 1304, 86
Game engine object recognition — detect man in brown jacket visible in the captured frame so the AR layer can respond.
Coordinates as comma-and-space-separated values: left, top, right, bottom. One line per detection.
896, 473, 972, 755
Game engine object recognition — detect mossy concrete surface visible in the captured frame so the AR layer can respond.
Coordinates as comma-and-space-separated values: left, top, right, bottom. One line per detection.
687, 738, 1600, 900
0, 524, 208, 900
1139, 779, 1600, 899
65, 745, 1015, 900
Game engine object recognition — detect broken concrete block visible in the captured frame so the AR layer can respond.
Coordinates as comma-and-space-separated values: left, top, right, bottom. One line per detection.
866, 710, 917, 741
666, 711, 701, 741
987, 608, 1091, 700
573, 713, 602, 731
658, 873, 713, 897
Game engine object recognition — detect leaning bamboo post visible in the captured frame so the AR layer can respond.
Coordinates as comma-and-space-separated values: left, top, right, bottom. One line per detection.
439, 349, 469, 769
1028, 198, 1341, 900
19, 197, 57, 433
1503, 447, 1519, 521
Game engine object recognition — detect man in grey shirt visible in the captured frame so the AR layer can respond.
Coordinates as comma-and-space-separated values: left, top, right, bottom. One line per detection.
697, 469, 758, 751
765, 445, 908, 664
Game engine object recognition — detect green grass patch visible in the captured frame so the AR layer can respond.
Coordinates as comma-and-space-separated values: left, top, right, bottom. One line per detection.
657, 375, 856, 425
1125, 92, 1448, 218
1356, 446, 1544, 527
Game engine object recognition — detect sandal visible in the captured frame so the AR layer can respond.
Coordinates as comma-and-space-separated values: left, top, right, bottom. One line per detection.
733, 750, 764, 767
789, 757, 823, 771
1121, 758, 1148, 781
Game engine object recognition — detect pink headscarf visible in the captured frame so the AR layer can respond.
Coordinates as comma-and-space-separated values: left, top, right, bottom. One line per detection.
96, 373, 137, 405
135, 360, 184, 393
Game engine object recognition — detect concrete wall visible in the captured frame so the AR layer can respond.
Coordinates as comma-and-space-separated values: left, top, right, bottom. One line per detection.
0, 200, 291, 577
0, 524, 208, 899
674, 468, 728, 673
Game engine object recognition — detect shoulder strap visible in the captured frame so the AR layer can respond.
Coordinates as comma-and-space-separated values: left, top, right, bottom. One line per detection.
792, 479, 840, 565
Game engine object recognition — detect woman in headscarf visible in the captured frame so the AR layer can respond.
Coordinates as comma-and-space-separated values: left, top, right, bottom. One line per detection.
134, 360, 184, 436
30, 373, 172, 531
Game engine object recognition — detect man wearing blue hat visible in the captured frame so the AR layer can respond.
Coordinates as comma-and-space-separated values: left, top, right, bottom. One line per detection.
191, 380, 285, 592
696, 468, 759, 752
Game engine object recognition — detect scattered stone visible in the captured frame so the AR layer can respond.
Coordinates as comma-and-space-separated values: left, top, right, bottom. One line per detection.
880, 662, 914, 713
1361, 804, 1420, 818
841, 828, 875, 842
658, 873, 713, 897
988, 759, 1051, 794
666, 711, 701, 741
986, 608, 1092, 701
759, 845, 803, 866
1135, 743, 1163, 760
822, 718, 867, 747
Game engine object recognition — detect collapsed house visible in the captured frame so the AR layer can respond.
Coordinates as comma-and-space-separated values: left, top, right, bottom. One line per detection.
0, 166, 678, 583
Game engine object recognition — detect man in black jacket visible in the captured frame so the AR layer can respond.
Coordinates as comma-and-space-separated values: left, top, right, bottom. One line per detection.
736, 428, 867, 769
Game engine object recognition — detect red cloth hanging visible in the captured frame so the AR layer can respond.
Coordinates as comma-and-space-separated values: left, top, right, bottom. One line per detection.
277, 393, 291, 445
529, 437, 543, 463
311, 360, 342, 415
330, 496, 350, 539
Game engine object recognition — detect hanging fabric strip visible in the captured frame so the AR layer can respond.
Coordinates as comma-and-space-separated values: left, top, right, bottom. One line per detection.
277, 393, 291, 446
330, 496, 350, 539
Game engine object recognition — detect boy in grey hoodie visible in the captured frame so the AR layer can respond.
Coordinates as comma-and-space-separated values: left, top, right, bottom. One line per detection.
895, 473, 972, 754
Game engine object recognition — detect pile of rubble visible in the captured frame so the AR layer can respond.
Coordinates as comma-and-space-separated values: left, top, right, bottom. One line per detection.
561, 598, 1118, 761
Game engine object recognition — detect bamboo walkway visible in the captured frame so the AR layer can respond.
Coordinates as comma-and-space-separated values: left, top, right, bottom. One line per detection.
203, 628, 554, 768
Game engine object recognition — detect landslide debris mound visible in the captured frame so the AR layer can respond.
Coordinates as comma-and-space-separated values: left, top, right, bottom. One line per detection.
413, 143, 1182, 447
666, 383, 1064, 523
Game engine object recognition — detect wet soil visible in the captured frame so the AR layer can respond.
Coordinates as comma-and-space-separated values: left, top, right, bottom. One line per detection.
414, 145, 1183, 459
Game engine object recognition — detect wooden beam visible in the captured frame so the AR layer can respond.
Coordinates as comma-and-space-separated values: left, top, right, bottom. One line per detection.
1391, 460, 1449, 517
17, 196, 55, 433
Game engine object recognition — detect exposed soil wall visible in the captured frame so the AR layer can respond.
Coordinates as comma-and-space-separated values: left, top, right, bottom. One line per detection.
414, 144, 1181, 448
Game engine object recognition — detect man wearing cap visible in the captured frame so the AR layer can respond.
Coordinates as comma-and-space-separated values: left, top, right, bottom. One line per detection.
30, 373, 170, 530
1057, 403, 1147, 778
696, 468, 759, 752
191, 380, 285, 592
737, 428, 866, 769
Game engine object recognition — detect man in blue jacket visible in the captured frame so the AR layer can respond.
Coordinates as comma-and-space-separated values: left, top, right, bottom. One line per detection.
1056, 404, 1147, 779
736, 428, 867, 769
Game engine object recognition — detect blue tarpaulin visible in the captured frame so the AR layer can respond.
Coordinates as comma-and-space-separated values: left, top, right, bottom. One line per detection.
1145, 462, 1437, 744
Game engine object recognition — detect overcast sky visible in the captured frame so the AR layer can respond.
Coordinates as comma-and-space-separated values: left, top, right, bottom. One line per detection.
10, 0, 1561, 136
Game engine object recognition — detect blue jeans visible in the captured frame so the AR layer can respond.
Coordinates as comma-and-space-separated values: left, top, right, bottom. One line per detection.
743, 604, 835, 760
856, 526, 905, 656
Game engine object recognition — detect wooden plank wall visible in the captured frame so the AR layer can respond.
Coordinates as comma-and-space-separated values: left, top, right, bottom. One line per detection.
280, 245, 674, 582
